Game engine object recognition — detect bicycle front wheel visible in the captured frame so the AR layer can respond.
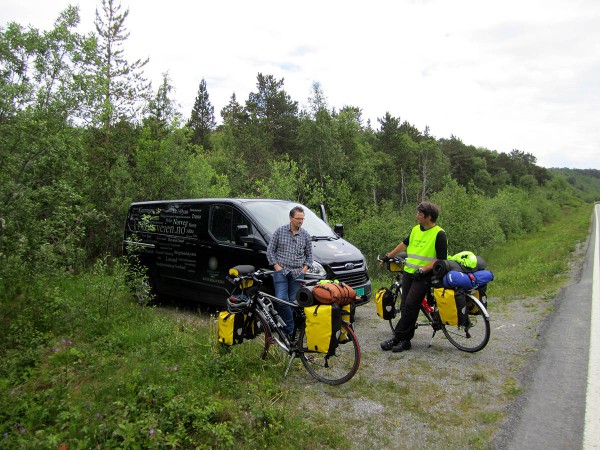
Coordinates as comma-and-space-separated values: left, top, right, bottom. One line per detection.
387, 288, 402, 333
388, 307, 401, 333
441, 313, 490, 352
298, 321, 360, 385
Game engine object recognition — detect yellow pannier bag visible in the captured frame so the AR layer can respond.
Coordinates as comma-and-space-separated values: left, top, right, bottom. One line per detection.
468, 288, 488, 315
375, 287, 396, 320
304, 304, 342, 354
434, 288, 467, 327
217, 310, 245, 345
339, 303, 355, 343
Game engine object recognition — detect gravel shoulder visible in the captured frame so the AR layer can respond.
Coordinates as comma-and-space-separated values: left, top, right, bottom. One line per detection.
286, 295, 550, 449
283, 246, 587, 449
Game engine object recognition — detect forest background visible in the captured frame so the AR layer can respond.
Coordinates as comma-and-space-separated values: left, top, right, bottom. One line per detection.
1, 1, 600, 447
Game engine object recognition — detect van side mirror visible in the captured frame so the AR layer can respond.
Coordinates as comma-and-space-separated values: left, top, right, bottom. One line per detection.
236, 224, 267, 250
334, 224, 344, 238
235, 225, 249, 245
240, 234, 267, 250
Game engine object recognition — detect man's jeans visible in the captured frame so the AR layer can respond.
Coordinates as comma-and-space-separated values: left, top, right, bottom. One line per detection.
272, 270, 304, 336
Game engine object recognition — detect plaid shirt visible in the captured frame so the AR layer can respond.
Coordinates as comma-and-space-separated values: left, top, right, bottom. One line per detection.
267, 224, 313, 278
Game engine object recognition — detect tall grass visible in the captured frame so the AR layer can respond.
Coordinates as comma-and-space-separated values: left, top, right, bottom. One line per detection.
0, 261, 348, 449
481, 204, 591, 300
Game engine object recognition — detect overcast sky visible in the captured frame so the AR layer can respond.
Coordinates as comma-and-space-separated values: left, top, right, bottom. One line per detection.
4, 0, 600, 169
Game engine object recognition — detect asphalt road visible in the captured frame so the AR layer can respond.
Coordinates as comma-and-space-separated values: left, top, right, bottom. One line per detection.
494, 205, 600, 450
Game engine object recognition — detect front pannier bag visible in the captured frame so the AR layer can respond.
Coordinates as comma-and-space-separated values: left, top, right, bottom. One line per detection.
434, 288, 467, 327
375, 287, 396, 320
218, 310, 246, 345
304, 304, 342, 354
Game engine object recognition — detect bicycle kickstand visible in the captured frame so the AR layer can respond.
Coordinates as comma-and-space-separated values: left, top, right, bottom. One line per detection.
284, 353, 297, 377
428, 329, 438, 348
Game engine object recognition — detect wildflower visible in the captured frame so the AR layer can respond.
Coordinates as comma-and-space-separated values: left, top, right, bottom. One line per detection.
149, 429, 155, 436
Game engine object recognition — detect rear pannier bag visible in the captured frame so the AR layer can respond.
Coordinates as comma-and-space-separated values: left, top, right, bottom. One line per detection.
312, 281, 358, 306
244, 311, 261, 339
469, 286, 489, 315
218, 310, 245, 345
434, 288, 467, 327
304, 303, 342, 354
375, 287, 396, 320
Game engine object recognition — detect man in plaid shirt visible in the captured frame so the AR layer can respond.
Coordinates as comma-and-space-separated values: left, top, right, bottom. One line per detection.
267, 206, 313, 337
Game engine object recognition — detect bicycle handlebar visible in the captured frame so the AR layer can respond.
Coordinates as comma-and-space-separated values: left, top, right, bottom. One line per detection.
377, 252, 408, 264
226, 268, 274, 287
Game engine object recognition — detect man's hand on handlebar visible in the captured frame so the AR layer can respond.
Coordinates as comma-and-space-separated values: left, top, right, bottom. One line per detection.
377, 254, 391, 265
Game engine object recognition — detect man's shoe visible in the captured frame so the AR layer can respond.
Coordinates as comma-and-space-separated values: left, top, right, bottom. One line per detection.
392, 340, 411, 353
380, 337, 399, 351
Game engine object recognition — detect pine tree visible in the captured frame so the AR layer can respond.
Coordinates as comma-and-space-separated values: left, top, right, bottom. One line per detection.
187, 78, 215, 150
144, 72, 181, 141
94, 0, 150, 141
245, 73, 299, 156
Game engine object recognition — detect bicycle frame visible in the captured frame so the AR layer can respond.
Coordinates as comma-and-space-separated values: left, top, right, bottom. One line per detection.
254, 291, 298, 353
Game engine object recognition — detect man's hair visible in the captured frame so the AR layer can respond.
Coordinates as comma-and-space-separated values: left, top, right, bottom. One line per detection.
289, 206, 304, 218
417, 202, 440, 222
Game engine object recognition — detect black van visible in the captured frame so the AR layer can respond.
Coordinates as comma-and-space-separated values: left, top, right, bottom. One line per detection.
123, 198, 372, 306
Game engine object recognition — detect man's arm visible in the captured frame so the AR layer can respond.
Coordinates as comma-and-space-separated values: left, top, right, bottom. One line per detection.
267, 227, 280, 268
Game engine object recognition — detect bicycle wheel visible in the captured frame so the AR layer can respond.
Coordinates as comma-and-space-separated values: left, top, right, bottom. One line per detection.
387, 287, 402, 333
441, 312, 490, 352
298, 321, 360, 385
234, 310, 272, 360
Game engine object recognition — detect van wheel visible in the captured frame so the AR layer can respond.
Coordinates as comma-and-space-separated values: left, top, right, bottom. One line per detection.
134, 273, 158, 305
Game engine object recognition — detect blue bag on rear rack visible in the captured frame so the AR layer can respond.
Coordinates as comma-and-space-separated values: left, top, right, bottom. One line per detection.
472, 270, 494, 287
442, 271, 475, 290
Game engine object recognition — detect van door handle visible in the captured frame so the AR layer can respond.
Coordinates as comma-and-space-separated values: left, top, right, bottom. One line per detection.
200, 244, 212, 249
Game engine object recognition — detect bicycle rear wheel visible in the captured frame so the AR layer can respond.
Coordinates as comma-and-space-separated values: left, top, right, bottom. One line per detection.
441, 313, 490, 352
298, 321, 360, 385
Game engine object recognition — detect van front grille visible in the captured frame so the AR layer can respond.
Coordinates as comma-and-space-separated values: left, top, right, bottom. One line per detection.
328, 260, 369, 288
329, 260, 365, 272
333, 271, 369, 288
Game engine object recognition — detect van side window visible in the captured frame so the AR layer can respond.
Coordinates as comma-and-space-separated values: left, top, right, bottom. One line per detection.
210, 205, 252, 244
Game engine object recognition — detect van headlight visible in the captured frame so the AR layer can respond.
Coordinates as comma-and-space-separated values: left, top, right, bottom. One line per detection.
307, 261, 327, 277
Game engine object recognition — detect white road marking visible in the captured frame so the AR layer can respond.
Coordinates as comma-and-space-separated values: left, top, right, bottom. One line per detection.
584, 205, 600, 449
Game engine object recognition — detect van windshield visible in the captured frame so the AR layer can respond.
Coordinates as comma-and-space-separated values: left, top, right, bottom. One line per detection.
244, 201, 338, 239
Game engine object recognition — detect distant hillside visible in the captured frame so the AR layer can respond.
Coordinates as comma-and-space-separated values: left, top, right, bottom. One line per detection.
549, 168, 600, 202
